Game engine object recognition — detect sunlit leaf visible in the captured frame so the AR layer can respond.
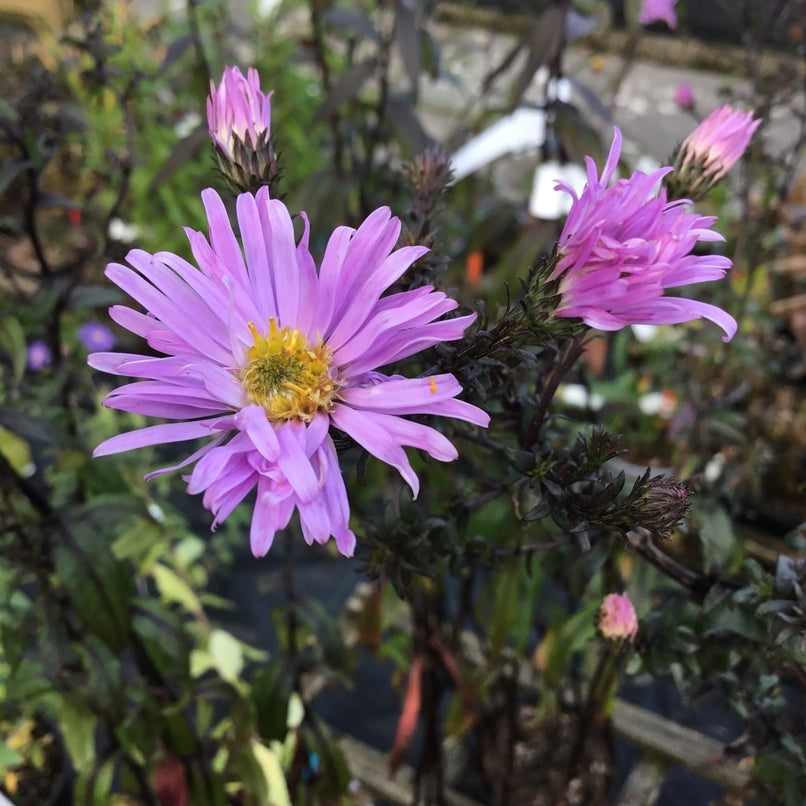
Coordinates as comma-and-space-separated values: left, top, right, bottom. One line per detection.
153, 563, 202, 615
251, 740, 292, 806
59, 694, 97, 770
314, 60, 378, 121
208, 629, 244, 684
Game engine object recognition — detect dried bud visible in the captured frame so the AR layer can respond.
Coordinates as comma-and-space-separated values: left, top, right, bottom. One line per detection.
598, 593, 638, 642
207, 66, 281, 196
398, 145, 454, 287
666, 105, 760, 201
631, 474, 690, 535
403, 144, 453, 214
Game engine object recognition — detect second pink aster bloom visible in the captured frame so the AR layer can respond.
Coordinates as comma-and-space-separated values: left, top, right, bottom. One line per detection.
90, 189, 489, 558
551, 128, 737, 341
598, 593, 638, 642
638, 0, 678, 29
679, 104, 761, 183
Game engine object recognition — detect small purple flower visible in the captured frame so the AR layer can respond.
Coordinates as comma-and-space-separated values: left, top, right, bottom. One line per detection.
26, 340, 52, 371
673, 83, 694, 109
679, 104, 761, 182
78, 322, 116, 352
207, 66, 272, 160
552, 127, 737, 341
639, 0, 678, 28
90, 189, 489, 558
599, 593, 638, 642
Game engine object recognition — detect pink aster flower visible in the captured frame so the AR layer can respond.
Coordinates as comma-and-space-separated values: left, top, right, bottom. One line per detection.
679, 104, 761, 183
599, 593, 638, 642
638, 0, 678, 29
673, 83, 694, 109
89, 189, 489, 558
207, 66, 272, 158
552, 127, 737, 341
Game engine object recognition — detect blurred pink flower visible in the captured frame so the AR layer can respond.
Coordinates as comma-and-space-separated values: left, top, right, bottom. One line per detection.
90, 189, 488, 558
599, 593, 638, 642
639, 0, 678, 29
552, 127, 737, 341
674, 83, 695, 109
206, 66, 272, 159
679, 104, 761, 182
78, 322, 116, 352
26, 340, 52, 371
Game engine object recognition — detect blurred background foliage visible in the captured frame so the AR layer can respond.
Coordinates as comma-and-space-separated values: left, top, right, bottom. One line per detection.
0, 0, 805, 805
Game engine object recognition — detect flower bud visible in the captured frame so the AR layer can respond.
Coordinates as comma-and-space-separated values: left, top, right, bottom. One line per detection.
673, 84, 694, 110
638, 0, 678, 29
666, 105, 760, 201
598, 593, 638, 642
633, 474, 690, 535
206, 66, 281, 195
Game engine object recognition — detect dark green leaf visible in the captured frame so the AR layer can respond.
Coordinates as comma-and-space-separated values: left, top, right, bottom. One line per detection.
53, 526, 133, 652
323, 7, 381, 42
395, 3, 421, 100
315, 60, 378, 121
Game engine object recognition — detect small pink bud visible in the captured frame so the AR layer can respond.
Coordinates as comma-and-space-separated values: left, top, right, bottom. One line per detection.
206, 66, 280, 195
639, 0, 678, 29
673, 84, 694, 109
680, 105, 761, 182
598, 593, 638, 642
206, 66, 272, 160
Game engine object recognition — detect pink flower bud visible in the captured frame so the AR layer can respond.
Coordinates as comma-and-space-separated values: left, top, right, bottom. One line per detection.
599, 593, 638, 642
674, 84, 694, 109
639, 0, 678, 29
679, 105, 761, 182
206, 66, 272, 160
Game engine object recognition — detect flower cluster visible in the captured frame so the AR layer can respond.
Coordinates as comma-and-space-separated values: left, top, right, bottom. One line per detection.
91, 67, 741, 562
552, 127, 737, 341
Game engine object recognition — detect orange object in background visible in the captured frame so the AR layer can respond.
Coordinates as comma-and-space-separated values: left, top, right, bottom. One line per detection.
465, 250, 484, 288
581, 335, 608, 377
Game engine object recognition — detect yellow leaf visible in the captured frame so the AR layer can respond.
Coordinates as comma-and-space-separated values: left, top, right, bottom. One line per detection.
251, 741, 292, 806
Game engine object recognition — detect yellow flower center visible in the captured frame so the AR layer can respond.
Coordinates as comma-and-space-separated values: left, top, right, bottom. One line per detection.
241, 318, 337, 422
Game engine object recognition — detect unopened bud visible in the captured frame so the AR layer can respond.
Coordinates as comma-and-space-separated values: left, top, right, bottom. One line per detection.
207, 66, 281, 196
598, 593, 638, 642
666, 105, 760, 201
634, 474, 690, 535
404, 145, 453, 217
